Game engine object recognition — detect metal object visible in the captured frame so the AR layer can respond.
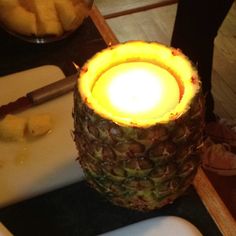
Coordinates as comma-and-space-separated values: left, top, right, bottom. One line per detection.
0, 72, 78, 118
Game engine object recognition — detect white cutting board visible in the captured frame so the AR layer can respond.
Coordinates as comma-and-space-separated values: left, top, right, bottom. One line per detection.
0, 65, 84, 208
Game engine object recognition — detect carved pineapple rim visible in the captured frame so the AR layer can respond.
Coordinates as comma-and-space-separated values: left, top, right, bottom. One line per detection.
78, 41, 201, 128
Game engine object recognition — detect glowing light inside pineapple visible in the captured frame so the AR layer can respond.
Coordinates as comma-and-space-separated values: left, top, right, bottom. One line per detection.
92, 62, 180, 119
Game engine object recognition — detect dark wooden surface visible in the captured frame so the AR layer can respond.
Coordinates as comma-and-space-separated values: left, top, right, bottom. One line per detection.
0, 17, 106, 77
0, 181, 222, 236
0, 15, 223, 236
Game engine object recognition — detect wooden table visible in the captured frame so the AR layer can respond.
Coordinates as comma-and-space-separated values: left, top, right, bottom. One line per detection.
0, 5, 235, 236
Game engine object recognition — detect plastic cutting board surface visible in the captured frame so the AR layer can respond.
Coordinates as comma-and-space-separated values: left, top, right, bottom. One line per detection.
0, 65, 84, 208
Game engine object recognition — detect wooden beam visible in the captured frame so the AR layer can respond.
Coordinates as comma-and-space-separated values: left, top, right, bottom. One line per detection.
90, 5, 119, 45
194, 168, 236, 235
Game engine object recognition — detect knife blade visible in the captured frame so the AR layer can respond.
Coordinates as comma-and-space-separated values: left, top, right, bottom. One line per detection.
0, 72, 79, 118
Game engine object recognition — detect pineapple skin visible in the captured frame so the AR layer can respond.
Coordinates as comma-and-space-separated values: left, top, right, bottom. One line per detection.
73, 88, 204, 211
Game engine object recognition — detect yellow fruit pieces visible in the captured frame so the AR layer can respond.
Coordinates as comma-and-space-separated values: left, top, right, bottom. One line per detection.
0, 113, 52, 142
54, 0, 77, 31
31, 0, 63, 36
27, 114, 52, 137
0, 0, 89, 37
0, 114, 26, 141
0, 1, 37, 36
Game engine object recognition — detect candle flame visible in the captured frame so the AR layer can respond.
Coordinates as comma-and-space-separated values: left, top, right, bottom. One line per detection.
108, 69, 163, 114
92, 62, 180, 120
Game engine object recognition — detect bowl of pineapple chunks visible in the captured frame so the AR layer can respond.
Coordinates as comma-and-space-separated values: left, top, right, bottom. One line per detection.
0, 0, 93, 43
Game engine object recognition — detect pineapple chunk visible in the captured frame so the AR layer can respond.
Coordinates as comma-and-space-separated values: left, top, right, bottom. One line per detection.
0, 0, 19, 8
54, 0, 78, 31
0, 114, 26, 141
0, 0, 89, 37
0, 5, 37, 36
27, 114, 52, 137
18, 0, 34, 12
30, 0, 63, 36
74, 1, 89, 27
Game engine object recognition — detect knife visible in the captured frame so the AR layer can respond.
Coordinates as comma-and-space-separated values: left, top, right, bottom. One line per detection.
0, 72, 79, 118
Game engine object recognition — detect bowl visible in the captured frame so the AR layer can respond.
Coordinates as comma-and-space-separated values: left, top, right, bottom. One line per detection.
0, 0, 94, 43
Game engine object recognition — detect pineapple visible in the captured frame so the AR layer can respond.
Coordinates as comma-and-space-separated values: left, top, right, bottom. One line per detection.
30, 0, 63, 36
73, 41, 204, 211
0, 114, 26, 141
0, 0, 90, 37
27, 113, 52, 137
0, 3, 37, 36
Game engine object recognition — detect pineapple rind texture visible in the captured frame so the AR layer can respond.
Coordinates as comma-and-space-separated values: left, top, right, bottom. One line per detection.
74, 87, 204, 211
74, 41, 204, 211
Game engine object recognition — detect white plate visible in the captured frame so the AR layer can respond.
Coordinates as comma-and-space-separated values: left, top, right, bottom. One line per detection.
100, 216, 202, 236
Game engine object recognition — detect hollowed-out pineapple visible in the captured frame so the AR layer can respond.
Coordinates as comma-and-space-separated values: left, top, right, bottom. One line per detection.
73, 41, 204, 211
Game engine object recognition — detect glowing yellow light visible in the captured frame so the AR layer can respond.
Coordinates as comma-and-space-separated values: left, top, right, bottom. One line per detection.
92, 62, 180, 120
